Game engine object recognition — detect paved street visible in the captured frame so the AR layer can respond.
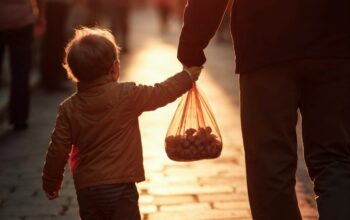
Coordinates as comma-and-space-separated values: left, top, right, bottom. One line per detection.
0, 8, 318, 220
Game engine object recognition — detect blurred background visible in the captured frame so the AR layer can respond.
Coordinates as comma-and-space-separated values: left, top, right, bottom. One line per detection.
0, 0, 318, 219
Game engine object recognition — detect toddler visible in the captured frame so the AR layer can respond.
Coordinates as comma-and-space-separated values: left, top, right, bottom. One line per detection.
42, 27, 201, 220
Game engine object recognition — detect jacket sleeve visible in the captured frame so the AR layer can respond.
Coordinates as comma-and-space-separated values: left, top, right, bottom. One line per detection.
177, 0, 229, 67
42, 103, 72, 192
126, 71, 193, 115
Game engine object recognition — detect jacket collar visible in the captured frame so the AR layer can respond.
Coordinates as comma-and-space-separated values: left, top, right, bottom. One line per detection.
77, 74, 116, 93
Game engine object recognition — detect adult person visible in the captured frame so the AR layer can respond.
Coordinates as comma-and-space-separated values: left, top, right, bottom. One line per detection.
153, 0, 173, 34
177, 1, 350, 219
105, 0, 132, 53
0, 0, 46, 130
174, 0, 186, 23
85, 0, 100, 26
40, 0, 72, 91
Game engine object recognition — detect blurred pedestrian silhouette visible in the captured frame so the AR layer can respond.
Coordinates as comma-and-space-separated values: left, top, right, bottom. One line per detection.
174, 0, 187, 23
153, 0, 173, 34
41, 0, 72, 91
178, 0, 350, 219
85, 0, 132, 53
216, 0, 233, 44
0, 0, 45, 130
106, 0, 132, 53
86, 0, 104, 27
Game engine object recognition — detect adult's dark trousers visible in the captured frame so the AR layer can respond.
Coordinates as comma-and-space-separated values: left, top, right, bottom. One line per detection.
41, 1, 70, 89
0, 25, 33, 125
77, 183, 141, 220
240, 59, 350, 220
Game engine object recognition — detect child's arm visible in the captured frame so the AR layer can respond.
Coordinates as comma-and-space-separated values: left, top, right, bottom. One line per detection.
126, 68, 201, 115
42, 103, 72, 198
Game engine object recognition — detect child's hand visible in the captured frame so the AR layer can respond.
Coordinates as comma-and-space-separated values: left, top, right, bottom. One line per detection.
45, 190, 59, 200
183, 65, 203, 82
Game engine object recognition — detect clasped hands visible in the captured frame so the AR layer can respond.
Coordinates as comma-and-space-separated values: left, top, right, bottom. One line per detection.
183, 65, 203, 82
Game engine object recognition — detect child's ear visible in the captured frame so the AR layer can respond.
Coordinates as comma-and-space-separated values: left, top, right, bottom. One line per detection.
109, 62, 120, 80
109, 62, 116, 74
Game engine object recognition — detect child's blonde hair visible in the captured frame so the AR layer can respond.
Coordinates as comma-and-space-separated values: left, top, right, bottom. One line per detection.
63, 27, 121, 82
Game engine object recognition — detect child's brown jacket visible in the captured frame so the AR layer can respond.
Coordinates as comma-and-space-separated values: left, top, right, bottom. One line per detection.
42, 71, 193, 192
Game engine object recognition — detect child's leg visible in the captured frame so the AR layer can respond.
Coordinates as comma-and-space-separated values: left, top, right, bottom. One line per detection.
83, 183, 140, 220
76, 187, 102, 220
111, 199, 141, 220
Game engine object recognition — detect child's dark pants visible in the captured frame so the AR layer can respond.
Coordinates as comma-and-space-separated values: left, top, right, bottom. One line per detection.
77, 183, 141, 220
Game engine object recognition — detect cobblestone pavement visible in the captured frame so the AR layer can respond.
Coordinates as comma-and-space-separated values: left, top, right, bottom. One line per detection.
0, 8, 318, 220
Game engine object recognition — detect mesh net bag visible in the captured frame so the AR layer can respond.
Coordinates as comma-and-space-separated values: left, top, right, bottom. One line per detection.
165, 83, 222, 161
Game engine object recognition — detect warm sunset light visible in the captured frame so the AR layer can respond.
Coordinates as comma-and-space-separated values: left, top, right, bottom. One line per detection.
5, 0, 346, 219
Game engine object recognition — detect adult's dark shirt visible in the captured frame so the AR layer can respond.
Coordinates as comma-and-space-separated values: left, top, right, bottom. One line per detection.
177, 0, 350, 73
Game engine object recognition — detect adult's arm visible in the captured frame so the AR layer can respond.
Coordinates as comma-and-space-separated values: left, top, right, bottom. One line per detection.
177, 0, 229, 67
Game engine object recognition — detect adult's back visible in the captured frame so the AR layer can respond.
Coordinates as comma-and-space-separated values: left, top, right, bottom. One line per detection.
178, 0, 350, 73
